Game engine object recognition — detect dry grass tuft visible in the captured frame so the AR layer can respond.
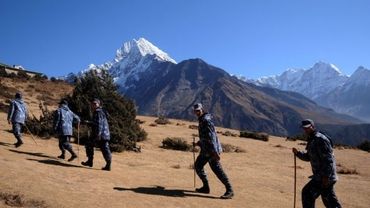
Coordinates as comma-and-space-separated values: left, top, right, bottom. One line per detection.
222, 143, 246, 153
0, 192, 47, 208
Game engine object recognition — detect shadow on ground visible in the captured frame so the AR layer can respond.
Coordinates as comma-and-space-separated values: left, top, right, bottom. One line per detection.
8, 149, 55, 159
0, 141, 12, 147
113, 186, 218, 199
26, 158, 87, 169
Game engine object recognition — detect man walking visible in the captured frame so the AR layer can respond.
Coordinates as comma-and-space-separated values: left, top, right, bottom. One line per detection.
192, 103, 234, 199
81, 99, 112, 171
54, 100, 80, 162
7, 92, 28, 148
292, 119, 342, 208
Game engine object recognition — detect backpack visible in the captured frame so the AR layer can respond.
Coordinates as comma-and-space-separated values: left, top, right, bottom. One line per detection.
318, 131, 334, 147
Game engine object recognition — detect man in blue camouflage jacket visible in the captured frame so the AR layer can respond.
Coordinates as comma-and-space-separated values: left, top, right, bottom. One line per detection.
293, 119, 342, 208
81, 99, 112, 171
54, 100, 80, 162
7, 92, 28, 148
192, 103, 234, 199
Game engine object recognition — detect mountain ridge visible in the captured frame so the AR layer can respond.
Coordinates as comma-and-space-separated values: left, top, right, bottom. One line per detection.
69, 38, 368, 145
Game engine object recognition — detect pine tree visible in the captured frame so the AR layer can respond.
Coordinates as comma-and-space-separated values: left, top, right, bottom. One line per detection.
66, 70, 147, 152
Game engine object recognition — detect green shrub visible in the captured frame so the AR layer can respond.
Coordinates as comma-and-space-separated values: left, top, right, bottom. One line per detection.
221, 143, 246, 153
240, 131, 269, 141
222, 130, 238, 137
0, 191, 47, 208
337, 167, 359, 175
25, 102, 55, 138
154, 116, 171, 125
17, 71, 30, 80
188, 125, 198, 130
161, 137, 192, 151
0, 102, 8, 113
66, 70, 147, 152
357, 140, 370, 152
286, 134, 308, 141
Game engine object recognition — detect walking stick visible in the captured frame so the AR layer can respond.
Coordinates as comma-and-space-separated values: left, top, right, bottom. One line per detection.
294, 154, 297, 208
193, 137, 196, 188
77, 123, 80, 163
24, 124, 38, 145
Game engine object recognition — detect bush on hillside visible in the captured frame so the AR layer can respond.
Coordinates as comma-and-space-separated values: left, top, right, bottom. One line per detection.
240, 131, 269, 142
357, 140, 370, 152
222, 130, 238, 137
161, 137, 193, 151
17, 71, 31, 80
286, 134, 308, 142
0, 82, 15, 100
32, 74, 48, 81
65, 70, 147, 152
25, 102, 55, 138
222, 143, 246, 153
25, 70, 147, 152
336, 164, 359, 175
0, 68, 7, 77
188, 125, 198, 130
0, 191, 47, 208
154, 116, 171, 125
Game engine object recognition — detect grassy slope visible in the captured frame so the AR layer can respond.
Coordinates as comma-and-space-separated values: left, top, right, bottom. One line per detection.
0, 77, 369, 208
0, 113, 369, 208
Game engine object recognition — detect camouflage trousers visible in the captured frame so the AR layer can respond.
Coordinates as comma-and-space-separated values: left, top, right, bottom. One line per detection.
195, 153, 232, 191
84, 139, 112, 163
12, 122, 23, 143
302, 179, 342, 208
58, 135, 75, 155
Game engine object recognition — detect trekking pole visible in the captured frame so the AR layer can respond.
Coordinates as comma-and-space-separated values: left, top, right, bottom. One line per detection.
193, 137, 196, 188
24, 124, 38, 145
77, 123, 80, 163
294, 154, 297, 208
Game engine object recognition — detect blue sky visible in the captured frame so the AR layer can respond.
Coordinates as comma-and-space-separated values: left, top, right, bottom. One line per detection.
1, 0, 369, 78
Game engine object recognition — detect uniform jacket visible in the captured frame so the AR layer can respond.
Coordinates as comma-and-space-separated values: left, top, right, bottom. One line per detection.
7, 98, 28, 124
198, 113, 222, 155
92, 107, 110, 141
296, 131, 338, 182
54, 104, 80, 136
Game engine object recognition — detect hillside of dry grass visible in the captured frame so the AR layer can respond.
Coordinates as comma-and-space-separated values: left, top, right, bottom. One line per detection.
1, 76, 369, 208
0, 77, 73, 117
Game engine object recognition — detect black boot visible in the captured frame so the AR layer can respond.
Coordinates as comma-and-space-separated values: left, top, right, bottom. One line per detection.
102, 161, 111, 171
196, 181, 210, 194
14, 141, 23, 148
220, 189, 234, 199
81, 159, 93, 167
68, 153, 77, 162
57, 154, 65, 159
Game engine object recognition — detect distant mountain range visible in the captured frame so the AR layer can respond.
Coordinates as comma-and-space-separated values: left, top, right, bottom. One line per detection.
247, 62, 370, 122
69, 38, 370, 145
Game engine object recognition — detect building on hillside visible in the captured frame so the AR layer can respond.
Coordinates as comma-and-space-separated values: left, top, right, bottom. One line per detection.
0, 62, 43, 78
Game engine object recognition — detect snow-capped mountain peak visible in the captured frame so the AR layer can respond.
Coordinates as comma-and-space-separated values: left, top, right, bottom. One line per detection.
115, 38, 176, 64
248, 61, 349, 99
346, 66, 370, 86
311, 61, 344, 76
74, 38, 177, 89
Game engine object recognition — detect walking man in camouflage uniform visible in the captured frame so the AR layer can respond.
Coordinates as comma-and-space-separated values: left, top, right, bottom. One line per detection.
81, 99, 112, 171
292, 119, 342, 208
192, 103, 234, 199
54, 100, 80, 162
7, 92, 28, 148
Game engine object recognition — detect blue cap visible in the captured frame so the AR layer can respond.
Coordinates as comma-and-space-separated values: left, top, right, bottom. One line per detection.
193, 103, 203, 111
301, 119, 314, 128
15, 92, 22, 99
